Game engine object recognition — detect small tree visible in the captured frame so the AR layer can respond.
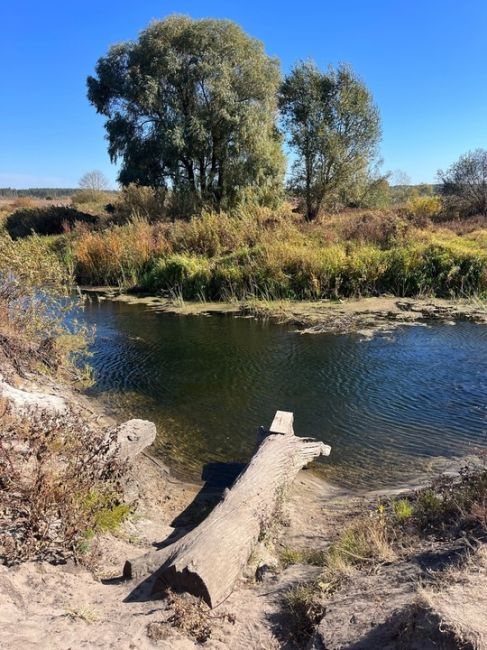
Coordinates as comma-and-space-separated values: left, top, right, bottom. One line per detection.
279, 62, 381, 220
79, 170, 110, 194
438, 149, 487, 217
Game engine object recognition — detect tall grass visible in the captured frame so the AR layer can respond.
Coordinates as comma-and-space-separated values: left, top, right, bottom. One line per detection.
71, 218, 170, 286
65, 206, 487, 299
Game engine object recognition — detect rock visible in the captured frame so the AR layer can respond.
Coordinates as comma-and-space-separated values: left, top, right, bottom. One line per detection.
115, 419, 157, 463
0, 374, 66, 415
255, 563, 277, 582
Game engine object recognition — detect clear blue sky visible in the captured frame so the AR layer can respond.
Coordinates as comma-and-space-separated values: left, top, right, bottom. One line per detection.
1, 0, 487, 188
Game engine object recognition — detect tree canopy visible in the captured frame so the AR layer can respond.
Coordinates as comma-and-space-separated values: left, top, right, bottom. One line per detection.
279, 62, 381, 220
87, 15, 285, 212
438, 149, 487, 217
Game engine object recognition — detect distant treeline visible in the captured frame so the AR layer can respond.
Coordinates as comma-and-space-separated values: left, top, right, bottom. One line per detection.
0, 185, 438, 202
0, 188, 78, 199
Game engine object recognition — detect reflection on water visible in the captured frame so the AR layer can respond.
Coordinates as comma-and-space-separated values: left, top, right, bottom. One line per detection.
83, 298, 487, 488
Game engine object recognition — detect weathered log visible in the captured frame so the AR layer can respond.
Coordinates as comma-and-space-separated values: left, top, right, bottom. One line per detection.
114, 419, 156, 463
124, 411, 330, 608
0, 373, 67, 415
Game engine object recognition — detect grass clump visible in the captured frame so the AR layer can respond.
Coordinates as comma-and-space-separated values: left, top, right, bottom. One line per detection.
282, 582, 327, 642
328, 513, 396, 567
64, 606, 100, 624
392, 497, 414, 521
281, 511, 395, 641
279, 546, 326, 568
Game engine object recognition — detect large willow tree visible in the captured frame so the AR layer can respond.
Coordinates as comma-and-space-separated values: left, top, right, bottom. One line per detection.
87, 15, 285, 212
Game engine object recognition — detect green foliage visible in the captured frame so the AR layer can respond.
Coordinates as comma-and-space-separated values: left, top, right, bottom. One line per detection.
0, 233, 91, 380
5, 205, 98, 238
279, 61, 381, 220
405, 195, 442, 223
392, 498, 414, 521
87, 15, 285, 212
409, 462, 487, 533
116, 183, 166, 222
145, 254, 212, 299
81, 490, 131, 534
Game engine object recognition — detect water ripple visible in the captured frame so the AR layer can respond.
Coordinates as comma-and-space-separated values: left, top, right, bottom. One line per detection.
82, 301, 487, 489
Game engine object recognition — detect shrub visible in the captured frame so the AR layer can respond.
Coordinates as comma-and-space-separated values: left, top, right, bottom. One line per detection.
339, 211, 410, 246
0, 233, 90, 380
0, 408, 127, 565
412, 461, 487, 533
145, 254, 212, 299
115, 183, 167, 222
406, 195, 443, 223
6, 206, 98, 238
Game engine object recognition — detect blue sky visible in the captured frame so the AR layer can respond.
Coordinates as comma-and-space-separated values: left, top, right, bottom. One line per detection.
1, 0, 487, 188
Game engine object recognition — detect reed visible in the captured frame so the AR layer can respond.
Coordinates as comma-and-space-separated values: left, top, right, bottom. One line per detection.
66, 206, 487, 299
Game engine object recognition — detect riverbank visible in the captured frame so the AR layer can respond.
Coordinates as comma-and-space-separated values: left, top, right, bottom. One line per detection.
86, 289, 487, 338
1, 359, 486, 648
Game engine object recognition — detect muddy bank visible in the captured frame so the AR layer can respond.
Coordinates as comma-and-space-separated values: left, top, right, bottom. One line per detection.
83, 289, 487, 337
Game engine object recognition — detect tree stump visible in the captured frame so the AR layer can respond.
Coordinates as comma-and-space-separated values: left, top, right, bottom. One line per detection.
124, 411, 331, 607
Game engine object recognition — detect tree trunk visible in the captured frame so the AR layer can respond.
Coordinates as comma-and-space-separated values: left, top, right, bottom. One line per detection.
123, 411, 330, 608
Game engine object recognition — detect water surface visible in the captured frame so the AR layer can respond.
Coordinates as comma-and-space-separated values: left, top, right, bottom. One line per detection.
83, 299, 487, 489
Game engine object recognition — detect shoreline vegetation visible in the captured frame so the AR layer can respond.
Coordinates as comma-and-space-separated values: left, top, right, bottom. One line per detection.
4, 199, 487, 313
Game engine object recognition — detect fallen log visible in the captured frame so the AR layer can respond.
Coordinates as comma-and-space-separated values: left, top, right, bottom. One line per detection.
124, 411, 330, 608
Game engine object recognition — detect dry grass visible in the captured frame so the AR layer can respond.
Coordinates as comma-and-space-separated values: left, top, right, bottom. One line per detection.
71, 217, 170, 286
0, 405, 128, 565
147, 590, 236, 644
282, 582, 327, 642
64, 204, 487, 299
418, 546, 487, 650
281, 511, 396, 641
64, 605, 100, 624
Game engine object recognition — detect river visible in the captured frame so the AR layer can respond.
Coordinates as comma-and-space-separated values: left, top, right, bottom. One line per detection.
82, 298, 487, 489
